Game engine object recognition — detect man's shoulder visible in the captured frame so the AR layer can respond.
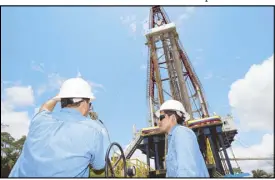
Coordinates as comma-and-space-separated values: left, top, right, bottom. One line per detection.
31, 111, 102, 132
175, 125, 196, 138
32, 110, 54, 122
176, 125, 192, 132
83, 119, 101, 127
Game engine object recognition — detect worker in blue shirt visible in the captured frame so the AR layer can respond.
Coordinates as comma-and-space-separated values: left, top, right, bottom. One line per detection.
9, 77, 106, 177
155, 100, 209, 177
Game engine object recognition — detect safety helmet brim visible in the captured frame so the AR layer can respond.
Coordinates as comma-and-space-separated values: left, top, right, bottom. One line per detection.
155, 110, 161, 118
155, 109, 190, 121
53, 94, 96, 102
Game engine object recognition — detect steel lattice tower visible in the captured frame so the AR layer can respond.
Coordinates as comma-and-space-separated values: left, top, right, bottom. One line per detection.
146, 6, 209, 127
139, 6, 237, 177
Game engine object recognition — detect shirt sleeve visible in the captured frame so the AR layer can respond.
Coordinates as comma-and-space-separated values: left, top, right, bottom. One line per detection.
89, 129, 105, 170
31, 109, 51, 123
174, 128, 206, 177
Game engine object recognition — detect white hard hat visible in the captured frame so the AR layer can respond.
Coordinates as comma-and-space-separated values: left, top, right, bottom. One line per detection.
155, 99, 190, 121
54, 77, 95, 101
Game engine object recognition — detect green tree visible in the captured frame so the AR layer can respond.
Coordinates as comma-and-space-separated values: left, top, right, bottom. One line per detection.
251, 169, 273, 178
232, 167, 243, 174
13, 136, 26, 155
1, 131, 26, 177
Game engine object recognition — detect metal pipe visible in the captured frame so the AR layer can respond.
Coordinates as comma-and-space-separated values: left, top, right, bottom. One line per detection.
203, 128, 224, 174
216, 126, 234, 175
161, 35, 177, 100
149, 39, 165, 105
149, 97, 155, 127
169, 32, 193, 118
219, 151, 229, 174
196, 86, 208, 117
154, 137, 160, 170
146, 138, 151, 171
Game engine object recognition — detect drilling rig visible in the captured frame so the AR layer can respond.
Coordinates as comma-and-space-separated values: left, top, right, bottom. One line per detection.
123, 6, 238, 177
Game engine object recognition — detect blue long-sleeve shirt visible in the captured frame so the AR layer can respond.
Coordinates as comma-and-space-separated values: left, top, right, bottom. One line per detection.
166, 125, 209, 177
9, 108, 106, 177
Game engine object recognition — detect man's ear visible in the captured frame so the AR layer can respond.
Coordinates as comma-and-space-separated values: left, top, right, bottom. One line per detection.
172, 114, 177, 122
80, 100, 87, 107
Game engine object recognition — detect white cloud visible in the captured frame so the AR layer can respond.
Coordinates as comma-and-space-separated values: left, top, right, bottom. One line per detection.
120, 15, 137, 34
1, 80, 20, 86
31, 60, 45, 73
1, 85, 35, 140
120, 15, 136, 24
36, 72, 105, 96
4, 86, 35, 107
202, 71, 227, 81
130, 22, 137, 33
1, 80, 22, 94
1, 107, 30, 140
229, 133, 274, 173
141, 17, 149, 36
87, 80, 106, 93
36, 73, 66, 96
47, 73, 66, 90
204, 72, 213, 80
200, 70, 227, 81
176, 7, 196, 27
36, 85, 47, 96
1, 101, 13, 114
228, 55, 274, 131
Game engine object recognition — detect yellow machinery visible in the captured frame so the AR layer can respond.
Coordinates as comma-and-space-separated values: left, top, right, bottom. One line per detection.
108, 153, 152, 177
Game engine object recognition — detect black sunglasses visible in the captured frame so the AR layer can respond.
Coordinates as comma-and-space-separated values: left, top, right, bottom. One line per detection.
159, 114, 166, 121
80, 100, 92, 107
88, 102, 94, 112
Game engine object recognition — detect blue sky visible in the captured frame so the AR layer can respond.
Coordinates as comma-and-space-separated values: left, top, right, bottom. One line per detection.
1, 7, 274, 170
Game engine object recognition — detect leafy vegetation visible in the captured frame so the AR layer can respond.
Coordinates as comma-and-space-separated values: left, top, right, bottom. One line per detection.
1, 124, 26, 177
252, 169, 274, 178
232, 167, 243, 174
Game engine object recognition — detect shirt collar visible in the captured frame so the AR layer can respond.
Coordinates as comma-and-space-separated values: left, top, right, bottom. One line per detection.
168, 124, 180, 136
60, 108, 86, 118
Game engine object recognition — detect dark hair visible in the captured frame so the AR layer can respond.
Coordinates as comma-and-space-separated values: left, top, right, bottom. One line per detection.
61, 98, 89, 108
163, 110, 186, 125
